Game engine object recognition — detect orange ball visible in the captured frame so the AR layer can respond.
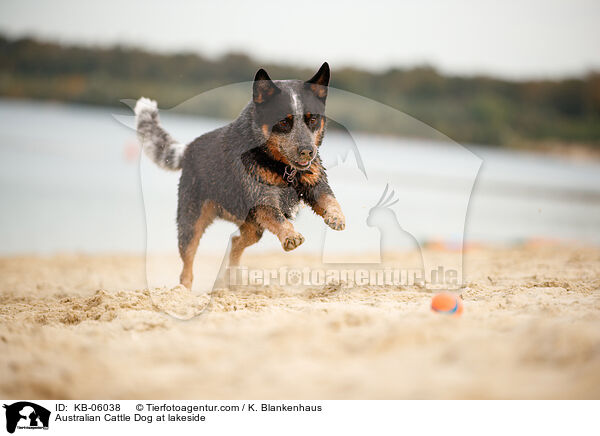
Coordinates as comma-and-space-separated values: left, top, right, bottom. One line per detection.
431, 292, 463, 316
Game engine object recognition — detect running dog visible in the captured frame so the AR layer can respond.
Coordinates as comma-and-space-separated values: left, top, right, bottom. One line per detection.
135, 62, 345, 289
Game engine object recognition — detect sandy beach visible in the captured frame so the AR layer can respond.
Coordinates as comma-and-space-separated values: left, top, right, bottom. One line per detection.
1, 243, 599, 399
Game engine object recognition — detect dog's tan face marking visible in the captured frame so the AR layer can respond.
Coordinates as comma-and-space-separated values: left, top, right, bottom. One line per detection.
265, 134, 291, 165
262, 115, 325, 182
314, 117, 326, 148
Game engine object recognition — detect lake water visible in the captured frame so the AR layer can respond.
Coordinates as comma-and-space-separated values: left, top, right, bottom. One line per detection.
1, 98, 599, 256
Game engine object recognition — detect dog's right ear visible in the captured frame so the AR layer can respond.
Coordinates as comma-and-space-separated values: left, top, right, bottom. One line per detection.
305, 62, 330, 101
253, 69, 280, 105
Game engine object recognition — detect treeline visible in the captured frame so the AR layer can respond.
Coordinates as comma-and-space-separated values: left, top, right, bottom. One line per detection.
1, 35, 599, 147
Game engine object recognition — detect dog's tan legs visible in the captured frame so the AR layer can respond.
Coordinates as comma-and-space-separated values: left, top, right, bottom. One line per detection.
311, 194, 345, 231
179, 202, 217, 289
229, 221, 264, 266
254, 206, 305, 251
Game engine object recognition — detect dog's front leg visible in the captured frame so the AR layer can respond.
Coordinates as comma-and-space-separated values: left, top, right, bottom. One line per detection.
311, 193, 345, 231
253, 206, 305, 251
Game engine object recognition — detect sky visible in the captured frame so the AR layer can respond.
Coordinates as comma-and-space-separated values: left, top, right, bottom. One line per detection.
0, 0, 599, 79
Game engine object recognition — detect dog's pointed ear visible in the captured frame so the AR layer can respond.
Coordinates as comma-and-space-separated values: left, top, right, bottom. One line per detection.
253, 68, 280, 104
305, 62, 330, 101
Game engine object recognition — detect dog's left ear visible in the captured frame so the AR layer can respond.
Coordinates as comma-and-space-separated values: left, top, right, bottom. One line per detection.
253, 68, 281, 105
305, 62, 330, 101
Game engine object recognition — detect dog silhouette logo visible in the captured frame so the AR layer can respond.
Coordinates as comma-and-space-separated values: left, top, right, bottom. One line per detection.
3, 402, 50, 433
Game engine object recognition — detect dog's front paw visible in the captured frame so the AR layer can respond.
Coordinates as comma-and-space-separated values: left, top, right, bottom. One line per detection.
324, 209, 345, 231
282, 232, 305, 251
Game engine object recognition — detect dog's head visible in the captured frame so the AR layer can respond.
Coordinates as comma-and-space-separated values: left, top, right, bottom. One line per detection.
252, 62, 329, 170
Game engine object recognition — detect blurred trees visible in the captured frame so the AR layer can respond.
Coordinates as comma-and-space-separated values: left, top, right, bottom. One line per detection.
1, 35, 598, 147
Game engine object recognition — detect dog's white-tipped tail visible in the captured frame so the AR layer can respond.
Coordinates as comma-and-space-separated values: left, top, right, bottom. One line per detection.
135, 97, 187, 171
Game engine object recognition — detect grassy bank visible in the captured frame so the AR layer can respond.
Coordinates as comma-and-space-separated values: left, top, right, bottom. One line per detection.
1, 35, 599, 148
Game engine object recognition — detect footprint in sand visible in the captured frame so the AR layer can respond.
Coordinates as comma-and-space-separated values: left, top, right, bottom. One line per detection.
149, 285, 211, 320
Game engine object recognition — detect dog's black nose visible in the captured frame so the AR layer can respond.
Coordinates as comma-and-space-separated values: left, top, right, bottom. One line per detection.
299, 148, 314, 160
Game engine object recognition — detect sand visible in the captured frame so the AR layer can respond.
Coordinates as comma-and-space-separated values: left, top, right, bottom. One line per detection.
1, 244, 599, 399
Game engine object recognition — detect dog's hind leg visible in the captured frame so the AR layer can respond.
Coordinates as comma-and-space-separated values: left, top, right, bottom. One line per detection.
178, 200, 217, 289
229, 221, 264, 267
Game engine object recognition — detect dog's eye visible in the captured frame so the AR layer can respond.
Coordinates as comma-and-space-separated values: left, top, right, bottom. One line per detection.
306, 114, 320, 129
276, 118, 291, 131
